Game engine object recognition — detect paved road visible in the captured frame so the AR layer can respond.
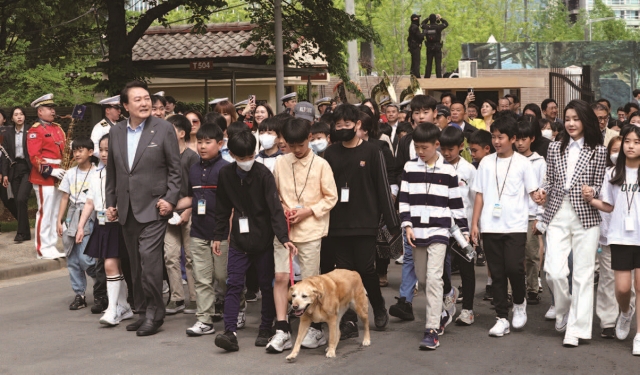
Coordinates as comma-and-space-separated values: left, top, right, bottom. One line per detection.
0, 263, 637, 374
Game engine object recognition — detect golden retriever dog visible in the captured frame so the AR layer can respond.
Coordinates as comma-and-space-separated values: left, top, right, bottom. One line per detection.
285, 269, 370, 362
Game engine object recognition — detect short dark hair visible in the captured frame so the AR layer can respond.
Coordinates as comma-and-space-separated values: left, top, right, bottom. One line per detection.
597, 98, 610, 110
623, 102, 639, 114
541, 98, 557, 111
410, 95, 438, 112
227, 130, 256, 158
120, 81, 149, 105
412, 122, 440, 143
282, 117, 311, 144
590, 102, 608, 112
332, 104, 360, 124
203, 111, 228, 132
515, 119, 536, 139
358, 111, 379, 139
99, 133, 109, 147
439, 126, 464, 147
0, 108, 6, 123
467, 103, 479, 112
165, 95, 176, 105
311, 121, 331, 136
617, 106, 625, 113
633, 89, 640, 98
397, 121, 413, 135
9, 107, 26, 126
490, 115, 518, 139
522, 103, 542, 120
450, 100, 465, 110
167, 114, 192, 142
227, 121, 250, 141
71, 136, 94, 151
258, 116, 281, 134
468, 129, 493, 148
151, 95, 166, 107
196, 122, 224, 142
440, 92, 454, 103
273, 112, 292, 136
504, 94, 519, 104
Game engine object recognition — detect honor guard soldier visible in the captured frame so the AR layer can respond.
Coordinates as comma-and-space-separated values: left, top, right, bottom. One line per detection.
315, 97, 332, 116
379, 96, 392, 113
234, 99, 249, 118
209, 97, 228, 112
280, 92, 297, 115
90, 95, 121, 161
26, 94, 67, 259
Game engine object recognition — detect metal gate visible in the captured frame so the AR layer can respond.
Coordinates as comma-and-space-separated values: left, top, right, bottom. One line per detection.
549, 66, 595, 110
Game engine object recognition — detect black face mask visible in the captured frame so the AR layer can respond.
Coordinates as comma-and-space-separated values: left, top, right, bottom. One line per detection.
411, 18, 419, 25
333, 127, 356, 142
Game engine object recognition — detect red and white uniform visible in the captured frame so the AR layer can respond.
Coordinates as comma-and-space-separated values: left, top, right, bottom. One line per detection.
26, 121, 66, 259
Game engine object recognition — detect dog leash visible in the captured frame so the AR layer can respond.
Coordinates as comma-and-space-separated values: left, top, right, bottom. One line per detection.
285, 210, 294, 287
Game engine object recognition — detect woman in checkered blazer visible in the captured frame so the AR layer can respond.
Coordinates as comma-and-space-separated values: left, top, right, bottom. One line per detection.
538, 99, 607, 348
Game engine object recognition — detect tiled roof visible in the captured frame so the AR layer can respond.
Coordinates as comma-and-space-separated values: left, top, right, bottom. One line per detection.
132, 22, 258, 61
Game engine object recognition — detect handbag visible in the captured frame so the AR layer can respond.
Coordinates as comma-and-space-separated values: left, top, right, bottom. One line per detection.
375, 216, 403, 259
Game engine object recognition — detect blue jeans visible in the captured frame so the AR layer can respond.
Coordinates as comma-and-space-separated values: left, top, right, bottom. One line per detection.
66, 221, 96, 295
399, 229, 419, 303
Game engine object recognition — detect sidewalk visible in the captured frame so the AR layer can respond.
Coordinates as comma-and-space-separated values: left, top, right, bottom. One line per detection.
0, 229, 66, 280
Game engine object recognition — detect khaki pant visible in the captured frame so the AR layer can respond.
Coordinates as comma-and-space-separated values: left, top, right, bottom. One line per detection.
274, 237, 321, 278
164, 219, 196, 302
191, 237, 229, 324
525, 219, 541, 293
413, 243, 447, 329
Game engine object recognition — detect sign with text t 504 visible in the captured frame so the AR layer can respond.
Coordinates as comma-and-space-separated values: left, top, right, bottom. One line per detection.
190, 61, 215, 71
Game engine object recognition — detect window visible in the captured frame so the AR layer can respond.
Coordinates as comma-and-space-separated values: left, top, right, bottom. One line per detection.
627, 11, 639, 20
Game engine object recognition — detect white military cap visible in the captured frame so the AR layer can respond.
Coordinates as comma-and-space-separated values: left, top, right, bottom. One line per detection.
99, 95, 120, 106
315, 97, 331, 106
209, 97, 229, 105
280, 92, 297, 102
31, 93, 55, 108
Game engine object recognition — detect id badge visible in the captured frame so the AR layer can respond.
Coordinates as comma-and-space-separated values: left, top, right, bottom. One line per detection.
420, 210, 430, 224
625, 216, 635, 232
492, 203, 502, 218
341, 187, 350, 203
239, 217, 250, 233
197, 199, 206, 215
97, 211, 106, 225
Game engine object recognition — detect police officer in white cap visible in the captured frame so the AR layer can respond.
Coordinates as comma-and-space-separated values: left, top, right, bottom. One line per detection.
281, 92, 297, 115
315, 97, 332, 116
90, 95, 121, 161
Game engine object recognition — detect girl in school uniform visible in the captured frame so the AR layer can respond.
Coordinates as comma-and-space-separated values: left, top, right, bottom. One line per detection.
76, 134, 133, 326
584, 124, 640, 355
537, 99, 607, 347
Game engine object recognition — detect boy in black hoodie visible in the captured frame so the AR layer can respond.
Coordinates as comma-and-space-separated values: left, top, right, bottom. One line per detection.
213, 130, 297, 352
323, 104, 400, 337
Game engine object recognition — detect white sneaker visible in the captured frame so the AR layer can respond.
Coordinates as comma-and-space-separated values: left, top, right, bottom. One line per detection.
563, 335, 579, 347
489, 317, 510, 337
236, 309, 246, 329
455, 309, 475, 326
116, 304, 134, 323
186, 321, 215, 336
616, 306, 635, 340
266, 329, 292, 353
555, 313, 568, 332
395, 255, 404, 264
99, 309, 118, 326
512, 301, 527, 329
443, 287, 458, 318
545, 305, 556, 320
301, 327, 327, 348
162, 280, 170, 294
633, 335, 640, 355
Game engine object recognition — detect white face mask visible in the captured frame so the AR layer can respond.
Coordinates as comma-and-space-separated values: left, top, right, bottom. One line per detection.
236, 159, 255, 172
541, 129, 553, 140
310, 139, 328, 154
259, 134, 277, 150
610, 152, 619, 165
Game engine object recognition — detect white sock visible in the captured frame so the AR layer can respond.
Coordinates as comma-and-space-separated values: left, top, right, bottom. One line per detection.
622, 309, 633, 318
635, 332, 640, 339
487, 276, 493, 286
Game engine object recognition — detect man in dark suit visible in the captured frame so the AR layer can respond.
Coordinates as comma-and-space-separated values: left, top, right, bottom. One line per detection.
1, 110, 32, 243
105, 81, 182, 336
450, 100, 476, 141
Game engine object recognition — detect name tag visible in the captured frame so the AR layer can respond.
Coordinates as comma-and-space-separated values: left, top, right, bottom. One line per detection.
492, 204, 502, 218
197, 199, 206, 215
421, 210, 430, 224
239, 217, 250, 233
341, 187, 350, 203
97, 211, 106, 225
625, 217, 635, 232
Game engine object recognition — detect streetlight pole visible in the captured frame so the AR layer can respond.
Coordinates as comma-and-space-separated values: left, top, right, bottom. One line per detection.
275, 0, 284, 114
586, 17, 616, 41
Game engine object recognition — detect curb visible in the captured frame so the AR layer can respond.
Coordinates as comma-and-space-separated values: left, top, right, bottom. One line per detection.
0, 259, 67, 281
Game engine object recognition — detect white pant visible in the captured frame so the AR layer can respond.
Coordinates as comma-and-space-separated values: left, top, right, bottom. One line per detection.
545, 197, 599, 339
34, 185, 62, 259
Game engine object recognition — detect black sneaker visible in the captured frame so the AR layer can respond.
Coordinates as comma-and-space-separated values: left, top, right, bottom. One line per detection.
245, 290, 258, 302
475, 249, 486, 266
339, 321, 359, 340
601, 327, 615, 339
213, 301, 224, 322
456, 287, 464, 304
215, 331, 239, 352
91, 296, 109, 314
389, 296, 415, 321
69, 294, 87, 310
483, 285, 493, 301
255, 329, 272, 347
526, 292, 541, 305
374, 307, 389, 330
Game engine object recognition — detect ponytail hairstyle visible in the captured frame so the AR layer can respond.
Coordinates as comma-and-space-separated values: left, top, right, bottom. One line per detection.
559, 100, 603, 153
609, 125, 640, 186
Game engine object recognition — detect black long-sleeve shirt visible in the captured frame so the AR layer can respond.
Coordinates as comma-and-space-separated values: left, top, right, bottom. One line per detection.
423, 18, 448, 45
324, 140, 399, 237
408, 22, 423, 49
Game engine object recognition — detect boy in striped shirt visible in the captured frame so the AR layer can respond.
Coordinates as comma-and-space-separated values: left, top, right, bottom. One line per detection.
399, 123, 469, 350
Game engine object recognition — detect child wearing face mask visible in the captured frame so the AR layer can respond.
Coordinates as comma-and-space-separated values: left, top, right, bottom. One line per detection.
310, 121, 331, 157
255, 117, 283, 173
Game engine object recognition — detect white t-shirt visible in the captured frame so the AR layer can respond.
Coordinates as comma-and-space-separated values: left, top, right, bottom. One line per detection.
601, 167, 640, 246
58, 166, 95, 204
471, 152, 538, 233
451, 157, 476, 223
